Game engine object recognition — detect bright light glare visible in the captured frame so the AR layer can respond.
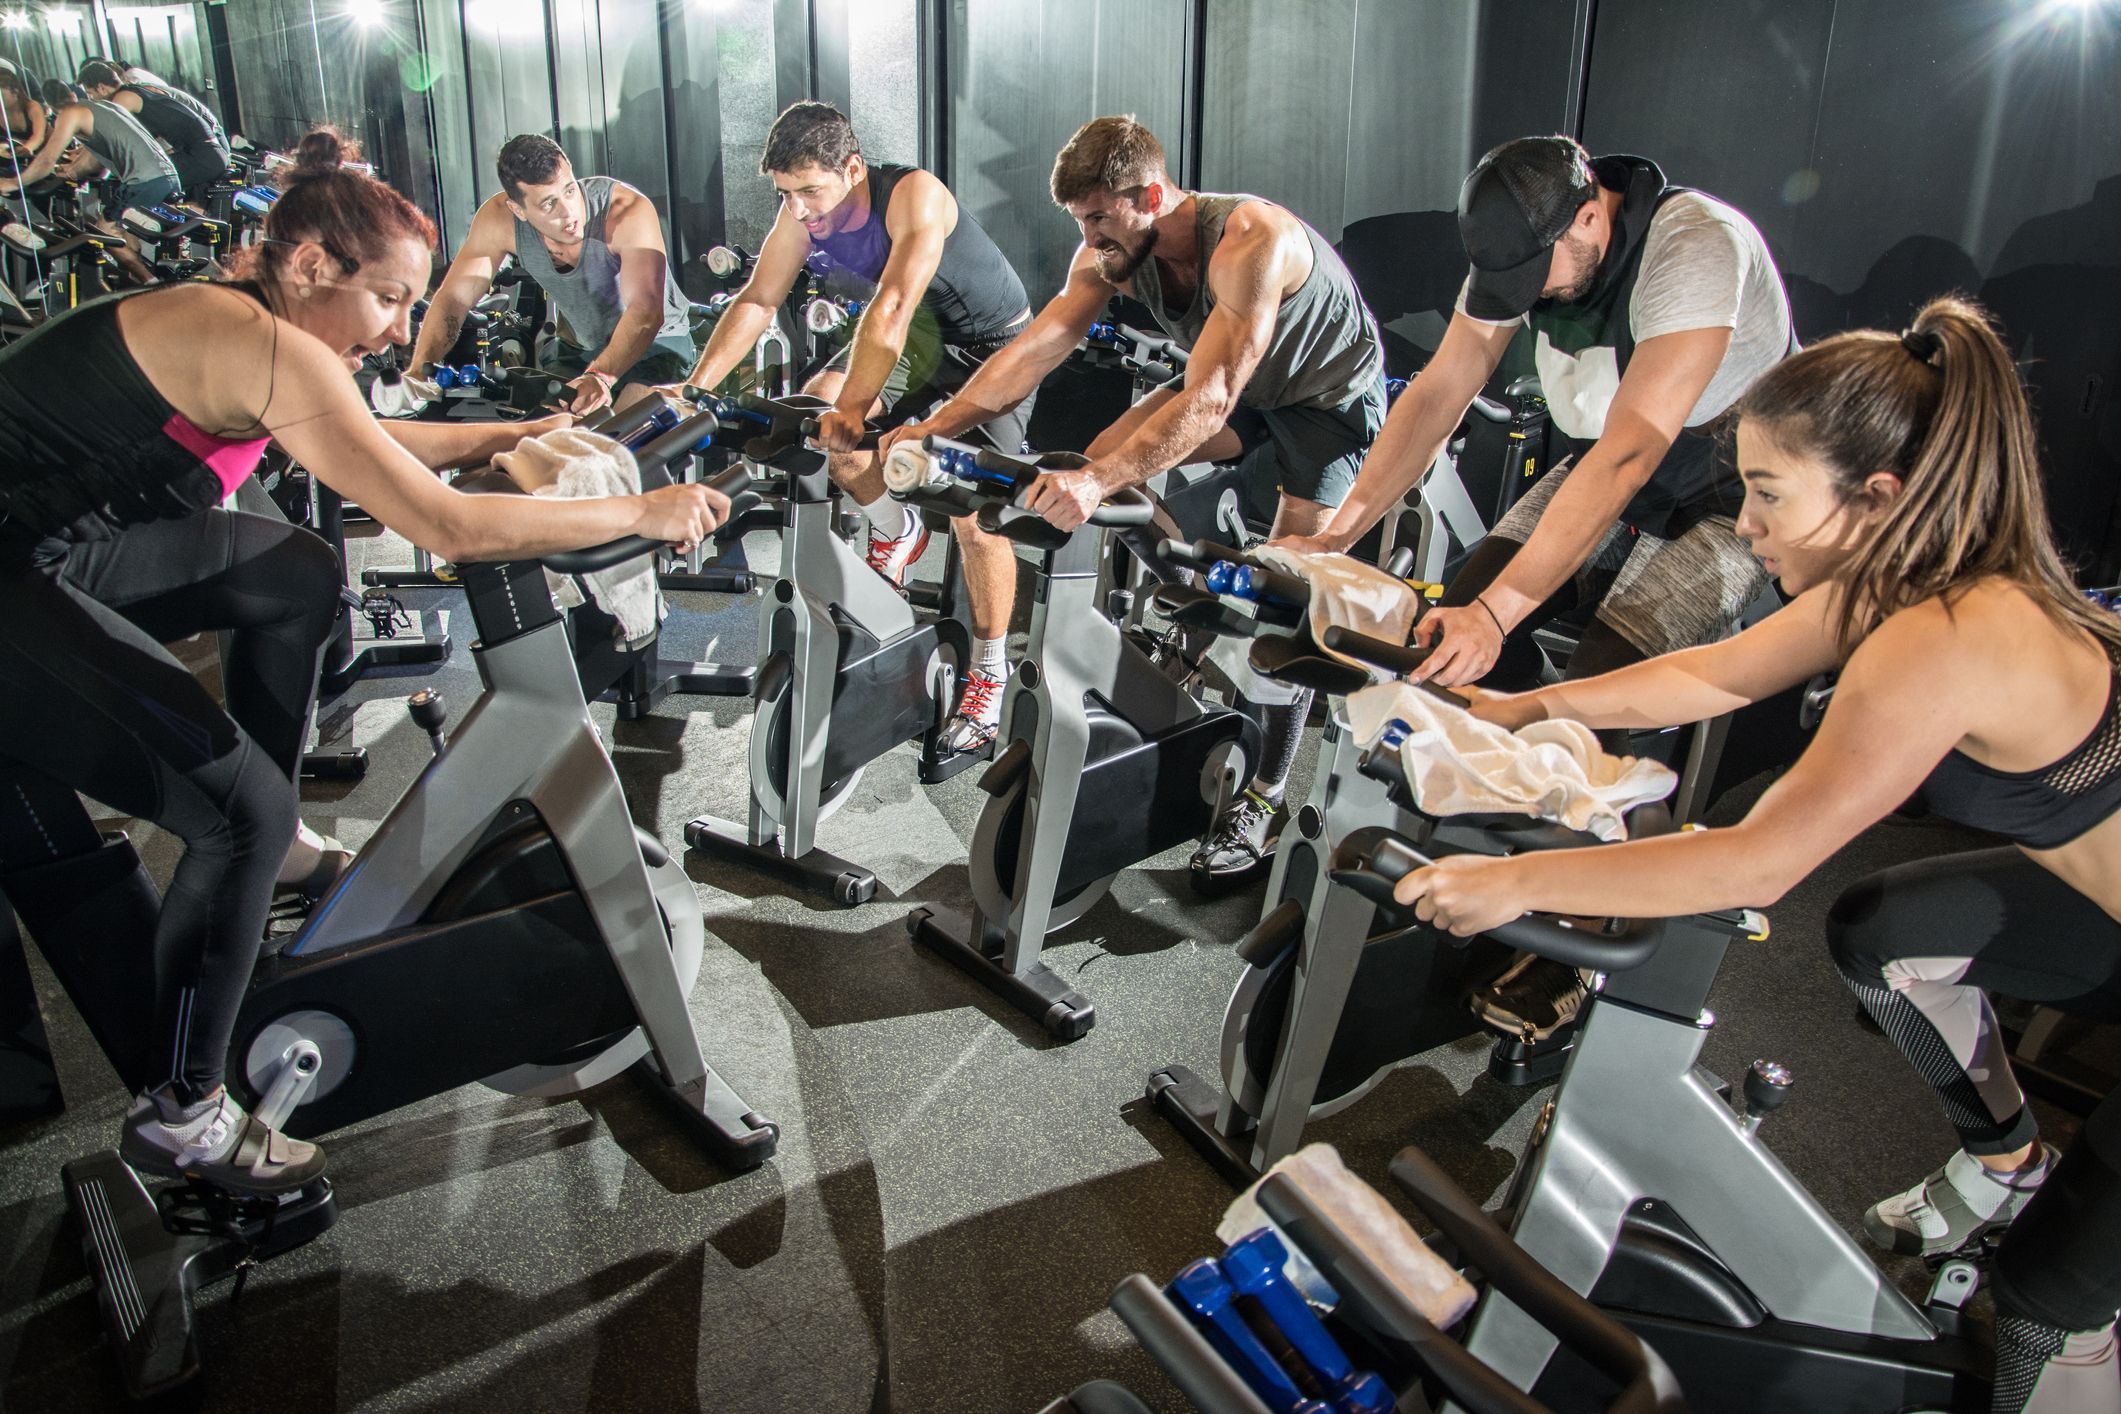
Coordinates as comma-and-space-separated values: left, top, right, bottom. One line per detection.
0, 13, 27, 31
44, 9, 79, 31
346, 0, 385, 26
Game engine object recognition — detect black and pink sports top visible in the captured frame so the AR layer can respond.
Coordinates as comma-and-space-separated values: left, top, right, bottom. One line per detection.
0, 286, 271, 540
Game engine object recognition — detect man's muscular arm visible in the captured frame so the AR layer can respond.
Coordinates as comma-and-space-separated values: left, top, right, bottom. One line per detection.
882, 245, 1112, 449
1480, 325, 1731, 626
1407, 325, 1733, 687
408, 194, 510, 377
814, 170, 952, 447
1294, 311, 1515, 553
1084, 205, 1290, 494
681, 205, 810, 392
571, 185, 671, 411
0, 104, 87, 192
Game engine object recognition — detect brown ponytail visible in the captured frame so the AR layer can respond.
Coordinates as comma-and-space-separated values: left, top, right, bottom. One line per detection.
226, 124, 435, 285
1734, 295, 2118, 654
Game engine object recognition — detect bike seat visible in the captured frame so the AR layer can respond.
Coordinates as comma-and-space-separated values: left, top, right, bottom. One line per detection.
1248, 633, 1370, 696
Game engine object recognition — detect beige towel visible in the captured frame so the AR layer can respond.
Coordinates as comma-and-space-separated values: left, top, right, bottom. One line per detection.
1252, 545, 1422, 680
1218, 1143, 1478, 1325
370, 373, 441, 418
493, 428, 661, 643
1346, 680, 1674, 842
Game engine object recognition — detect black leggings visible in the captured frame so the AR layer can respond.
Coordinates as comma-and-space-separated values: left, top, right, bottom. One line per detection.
1826, 848, 2121, 1342
0, 509, 340, 1104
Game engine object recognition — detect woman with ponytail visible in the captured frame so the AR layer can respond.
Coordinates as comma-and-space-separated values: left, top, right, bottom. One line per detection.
0, 126, 728, 1196
1392, 295, 2119, 1412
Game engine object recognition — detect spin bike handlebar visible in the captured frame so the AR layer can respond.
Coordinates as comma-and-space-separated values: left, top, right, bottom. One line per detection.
1084, 321, 1191, 381
543, 461, 753, 576
1331, 832, 1661, 973
1271, 1158, 1685, 1414
797, 415, 881, 450
1318, 627, 1467, 710
908, 435, 1157, 529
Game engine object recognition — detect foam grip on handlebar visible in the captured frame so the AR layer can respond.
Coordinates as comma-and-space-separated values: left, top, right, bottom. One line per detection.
706, 463, 753, 498
1087, 492, 1156, 528
1238, 564, 1309, 606
1321, 625, 1426, 674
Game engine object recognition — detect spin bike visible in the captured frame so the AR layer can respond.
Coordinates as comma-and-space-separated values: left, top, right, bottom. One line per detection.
894, 438, 1260, 1039
1138, 543, 1580, 1185
686, 393, 979, 905
1073, 1151, 1684, 1414
1334, 757, 1993, 1412
27, 407, 777, 1400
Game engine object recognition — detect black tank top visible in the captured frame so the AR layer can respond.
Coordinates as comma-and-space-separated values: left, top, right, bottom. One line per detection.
1918, 636, 2121, 849
119, 83, 225, 161
0, 287, 271, 540
809, 164, 1028, 347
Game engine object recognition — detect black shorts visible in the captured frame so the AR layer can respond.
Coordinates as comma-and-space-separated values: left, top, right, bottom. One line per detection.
822, 319, 1035, 454
1161, 369, 1388, 508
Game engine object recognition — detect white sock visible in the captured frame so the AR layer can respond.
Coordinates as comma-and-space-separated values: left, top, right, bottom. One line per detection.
856, 492, 912, 542
972, 636, 1008, 678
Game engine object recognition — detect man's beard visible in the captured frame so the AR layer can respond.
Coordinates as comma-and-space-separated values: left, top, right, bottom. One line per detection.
1097, 224, 1159, 283
1546, 230, 1601, 303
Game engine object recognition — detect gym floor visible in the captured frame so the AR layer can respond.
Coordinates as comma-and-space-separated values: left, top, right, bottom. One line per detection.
0, 519, 2103, 1412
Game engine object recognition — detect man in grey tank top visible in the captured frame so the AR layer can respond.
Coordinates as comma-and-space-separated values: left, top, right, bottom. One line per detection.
0, 70, 177, 286
410, 134, 693, 417
883, 115, 1393, 884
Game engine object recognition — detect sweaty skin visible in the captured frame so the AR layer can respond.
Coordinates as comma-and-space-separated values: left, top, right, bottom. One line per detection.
878, 176, 1338, 549
410, 157, 676, 416
1274, 185, 1734, 688
1395, 423, 2121, 950
679, 155, 1023, 640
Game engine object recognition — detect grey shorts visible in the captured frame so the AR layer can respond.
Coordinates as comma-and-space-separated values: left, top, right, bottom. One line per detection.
823, 321, 1035, 454
1494, 460, 1773, 657
1177, 371, 1389, 509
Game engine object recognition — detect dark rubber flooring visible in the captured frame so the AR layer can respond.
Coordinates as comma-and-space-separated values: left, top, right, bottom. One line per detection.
2, 523, 2109, 1412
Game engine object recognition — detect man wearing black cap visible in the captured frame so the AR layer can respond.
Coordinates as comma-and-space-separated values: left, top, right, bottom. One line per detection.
1283, 134, 1790, 690
1279, 134, 1792, 1038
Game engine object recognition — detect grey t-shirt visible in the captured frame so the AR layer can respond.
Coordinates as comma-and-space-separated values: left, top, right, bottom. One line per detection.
1457, 191, 1792, 442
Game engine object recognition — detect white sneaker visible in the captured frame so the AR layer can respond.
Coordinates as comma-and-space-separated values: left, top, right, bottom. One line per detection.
940, 666, 1006, 754
864, 520, 931, 589
120, 1090, 326, 1195
1863, 1146, 2052, 1257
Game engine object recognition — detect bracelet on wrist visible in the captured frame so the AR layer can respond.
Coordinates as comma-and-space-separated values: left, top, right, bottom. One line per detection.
1472, 595, 1506, 635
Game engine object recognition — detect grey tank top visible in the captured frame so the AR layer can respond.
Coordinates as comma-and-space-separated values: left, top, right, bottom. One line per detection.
1129, 192, 1383, 412
512, 176, 690, 351
81, 100, 177, 188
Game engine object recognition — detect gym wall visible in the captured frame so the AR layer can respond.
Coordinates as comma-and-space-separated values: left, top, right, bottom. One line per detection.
204, 0, 2118, 579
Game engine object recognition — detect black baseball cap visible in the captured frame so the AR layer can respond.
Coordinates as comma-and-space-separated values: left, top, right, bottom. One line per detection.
1458, 136, 1600, 321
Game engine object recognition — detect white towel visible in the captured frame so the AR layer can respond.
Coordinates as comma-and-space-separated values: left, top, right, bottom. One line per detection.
1218, 1143, 1478, 1326
1252, 545, 1422, 681
370, 373, 441, 418
1346, 680, 1674, 842
493, 428, 661, 643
